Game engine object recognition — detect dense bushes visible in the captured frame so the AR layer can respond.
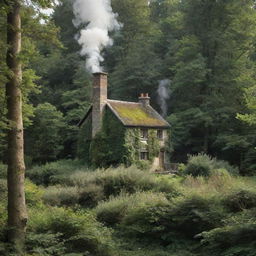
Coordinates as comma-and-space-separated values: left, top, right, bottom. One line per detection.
27, 207, 115, 256
200, 209, 256, 256
104, 192, 225, 242
95, 192, 169, 226
222, 187, 256, 212
26, 160, 84, 186
185, 154, 238, 177
90, 167, 256, 255
42, 166, 179, 208
2, 159, 256, 256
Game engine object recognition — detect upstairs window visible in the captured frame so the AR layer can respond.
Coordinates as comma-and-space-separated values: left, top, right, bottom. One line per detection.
157, 130, 163, 140
140, 152, 149, 160
141, 129, 148, 139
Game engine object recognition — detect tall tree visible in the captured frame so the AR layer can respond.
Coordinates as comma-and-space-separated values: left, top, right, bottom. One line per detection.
5, 0, 27, 251
4, 0, 58, 251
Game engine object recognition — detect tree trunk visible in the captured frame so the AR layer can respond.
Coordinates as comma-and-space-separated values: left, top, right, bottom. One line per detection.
6, 0, 27, 253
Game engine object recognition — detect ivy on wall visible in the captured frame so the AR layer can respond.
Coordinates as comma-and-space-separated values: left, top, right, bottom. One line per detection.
147, 130, 160, 161
89, 108, 127, 167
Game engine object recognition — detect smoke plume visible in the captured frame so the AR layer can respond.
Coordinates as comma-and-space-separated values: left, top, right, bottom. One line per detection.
73, 0, 121, 73
157, 79, 171, 117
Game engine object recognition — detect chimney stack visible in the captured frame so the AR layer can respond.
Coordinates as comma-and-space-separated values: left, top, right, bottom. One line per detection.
92, 72, 108, 137
139, 93, 150, 107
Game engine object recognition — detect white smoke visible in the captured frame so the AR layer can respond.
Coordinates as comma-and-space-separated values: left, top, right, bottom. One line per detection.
157, 79, 171, 117
73, 0, 121, 73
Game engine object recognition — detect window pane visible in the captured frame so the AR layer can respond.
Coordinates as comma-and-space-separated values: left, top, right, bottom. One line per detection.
157, 130, 163, 139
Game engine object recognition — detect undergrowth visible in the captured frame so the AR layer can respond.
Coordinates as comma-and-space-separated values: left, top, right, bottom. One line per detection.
1, 157, 256, 255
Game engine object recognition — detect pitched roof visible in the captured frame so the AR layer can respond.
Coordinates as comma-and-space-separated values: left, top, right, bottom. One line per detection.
78, 106, 92, 127
107, 100, 170, 128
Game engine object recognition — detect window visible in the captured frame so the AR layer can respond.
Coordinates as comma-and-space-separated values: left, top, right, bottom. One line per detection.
157, 130, 163, 139
140, 152, 149, 160
141, 129, 148, 139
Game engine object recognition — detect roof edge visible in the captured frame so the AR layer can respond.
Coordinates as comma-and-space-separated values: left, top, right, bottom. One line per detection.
106, 102, 126, 126
77, 106, 93, 127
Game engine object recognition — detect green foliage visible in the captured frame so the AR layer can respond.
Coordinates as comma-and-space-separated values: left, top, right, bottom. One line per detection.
43, 186, 80, 207
66, 166, 179, 198
162, 0, 256, 168
28, 207, 115, 256
148, 130, 161, 161
43, 183, 105, 208
89, 108, 127, 167
237, 85, 256, 125
200, 209, 256, 256
67, 167, 150, 195
25, 103, 65, 163
25, 179, 44, 207
95, 191, 169, 226
185, 154, 215, 177
26, 232, 66, 256
88, 108, 162, 168
0, 2, 62, 160
38, 162, 179, 208
185, 154, 238, 177
222, 187, 256, 212
26, 160, 84, 186
4, 160, 256, 255
121, 193, 225, 242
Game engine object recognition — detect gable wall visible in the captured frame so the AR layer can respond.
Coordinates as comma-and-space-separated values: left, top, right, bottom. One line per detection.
77, 112, 92, 162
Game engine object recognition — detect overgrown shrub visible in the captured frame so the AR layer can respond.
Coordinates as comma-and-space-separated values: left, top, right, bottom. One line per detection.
153, 176, 181, 197
200, 209, 256, 256
185, 154, 238, 177
121, 192, 225, 243
67, 166, 155, 195
185, 154, 214, 177
26, 160, 84, 186
95, 192, 169, 226
95, 193, 131, 225
212, 159, 238, 175
25, 179, 44, 207
43, 186, 80, 206
222, 187, 256, 212
78, 184, 104, 208
65, 166, 179, 199
26, 232, 65, 255
28, 207, 115, 256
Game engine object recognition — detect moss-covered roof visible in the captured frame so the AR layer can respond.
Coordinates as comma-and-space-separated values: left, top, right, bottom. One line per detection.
107, 100, 170, 128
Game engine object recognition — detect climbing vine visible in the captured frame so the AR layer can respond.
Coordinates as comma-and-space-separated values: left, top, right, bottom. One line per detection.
147, 130, 160, 161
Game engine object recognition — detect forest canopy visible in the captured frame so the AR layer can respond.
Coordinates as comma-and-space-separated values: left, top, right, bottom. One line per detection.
1, 0, 256, 174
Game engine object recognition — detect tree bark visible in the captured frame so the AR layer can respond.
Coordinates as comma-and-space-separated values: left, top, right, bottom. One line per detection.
6, 0, 28, 253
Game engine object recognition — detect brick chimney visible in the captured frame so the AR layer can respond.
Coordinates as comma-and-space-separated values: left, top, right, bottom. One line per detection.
92, 72, 108, 138
139, 93, 150, 107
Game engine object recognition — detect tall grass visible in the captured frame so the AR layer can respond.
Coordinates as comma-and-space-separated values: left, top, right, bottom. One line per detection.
95, 191, 169, 226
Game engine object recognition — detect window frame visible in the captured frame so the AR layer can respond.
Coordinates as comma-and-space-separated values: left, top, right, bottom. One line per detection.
140, 152, 149, 160
157, 129, 163, 140
140, 128, 148, 139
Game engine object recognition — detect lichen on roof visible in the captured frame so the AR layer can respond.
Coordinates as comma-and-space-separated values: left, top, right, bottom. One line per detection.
107, 100, 170, 128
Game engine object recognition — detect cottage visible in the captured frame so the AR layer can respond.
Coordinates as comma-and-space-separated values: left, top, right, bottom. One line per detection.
78, 72, 171, 170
